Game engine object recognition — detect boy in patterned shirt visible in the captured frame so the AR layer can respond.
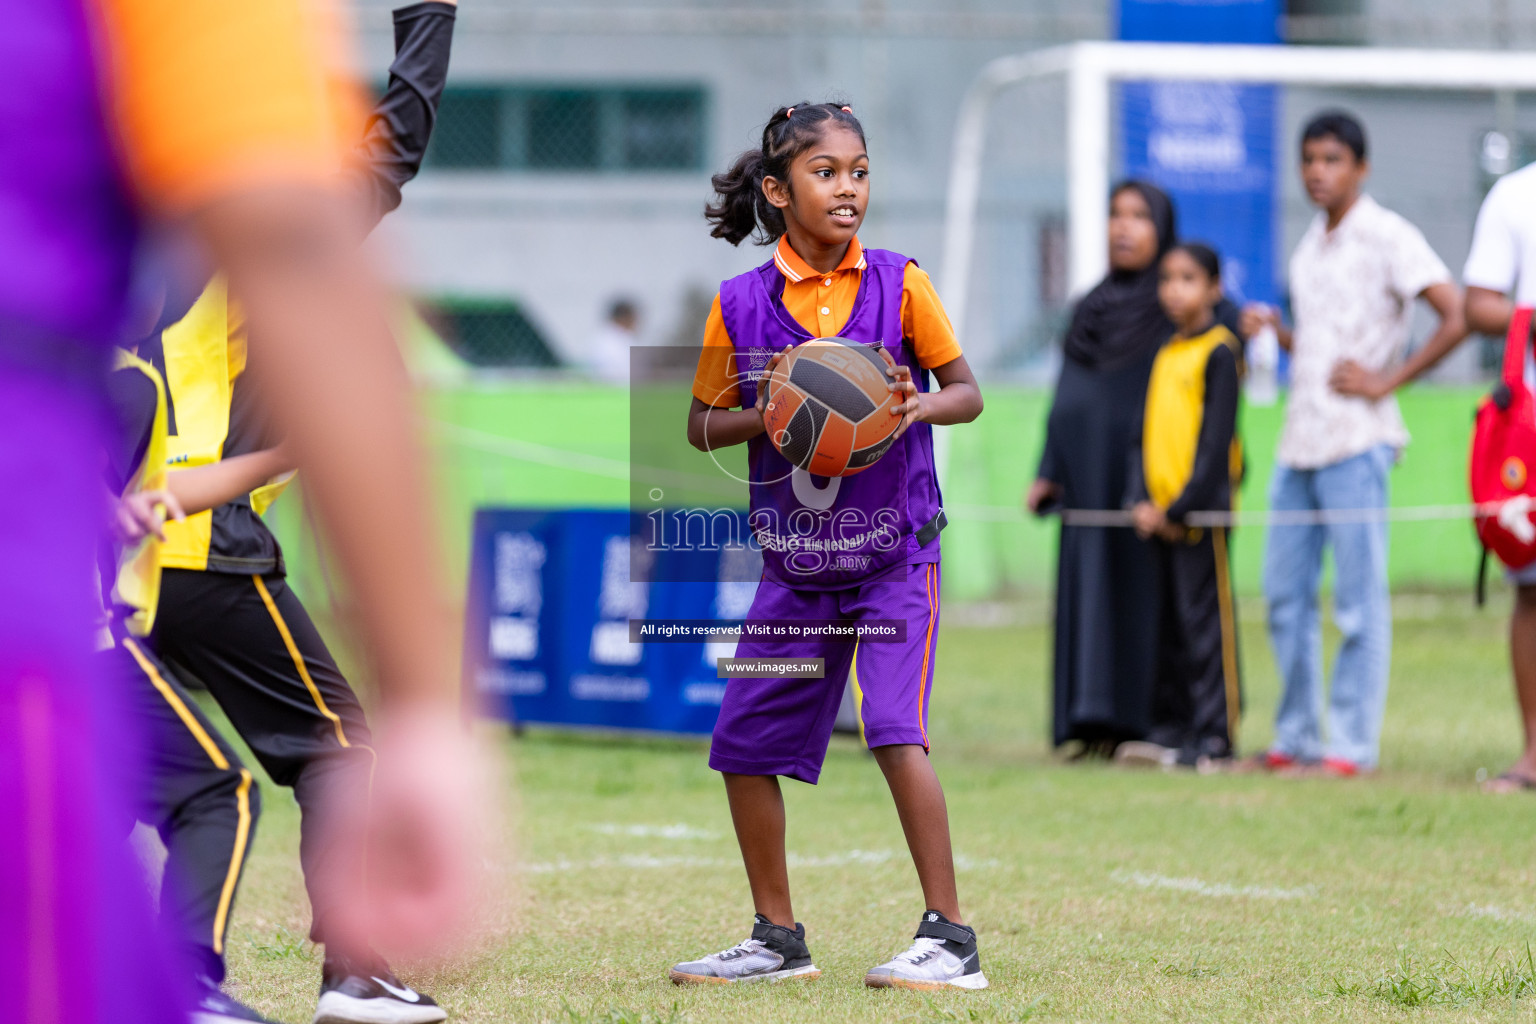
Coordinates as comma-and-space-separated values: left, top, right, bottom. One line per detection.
1240, 110, 1467, 776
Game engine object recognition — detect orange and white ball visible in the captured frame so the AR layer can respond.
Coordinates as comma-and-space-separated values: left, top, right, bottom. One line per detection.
760, 339, 902, 477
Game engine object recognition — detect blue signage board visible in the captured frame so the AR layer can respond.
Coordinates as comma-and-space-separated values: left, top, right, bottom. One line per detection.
1117, 0, 1278, 44
1117, 0, 1282, 309
462, 508, 754, 735
1120, 80, 1279, 308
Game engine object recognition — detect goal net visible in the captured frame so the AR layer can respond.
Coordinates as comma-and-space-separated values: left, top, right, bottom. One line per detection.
941, 41, 1536, 381
930, 42, 1536, 600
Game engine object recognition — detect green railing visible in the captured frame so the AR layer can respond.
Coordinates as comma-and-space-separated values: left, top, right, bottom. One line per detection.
267, 382, 1488, 607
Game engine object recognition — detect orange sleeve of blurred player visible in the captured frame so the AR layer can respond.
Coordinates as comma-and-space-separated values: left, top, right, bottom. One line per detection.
901, 264, 963, 370
93, 0, 364, 214
692, 295, 743, 409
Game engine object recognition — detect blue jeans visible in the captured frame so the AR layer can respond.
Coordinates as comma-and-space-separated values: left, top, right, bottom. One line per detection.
1263, 445, 1393, 768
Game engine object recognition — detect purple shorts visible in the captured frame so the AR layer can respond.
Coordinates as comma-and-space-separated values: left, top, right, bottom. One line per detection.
709, 562, 941, 784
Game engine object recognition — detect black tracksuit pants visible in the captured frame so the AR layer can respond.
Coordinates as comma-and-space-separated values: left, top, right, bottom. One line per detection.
104, 637, 259, 983
1147, 527, 1242, 756
151, 569, 374, 959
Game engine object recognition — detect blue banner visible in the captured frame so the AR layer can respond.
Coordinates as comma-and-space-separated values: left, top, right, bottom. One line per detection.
1117, 0, 1278, 44
462, 508, 753, 735
1117, 0, 1281, 308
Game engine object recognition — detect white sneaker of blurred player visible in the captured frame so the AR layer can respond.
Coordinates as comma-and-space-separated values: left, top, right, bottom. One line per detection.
668, 915, 821, 984
313, 960, 446, 1024
865, 911, 989, 990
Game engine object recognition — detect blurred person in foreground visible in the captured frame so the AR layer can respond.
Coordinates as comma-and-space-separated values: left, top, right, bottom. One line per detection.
1240, 111, 1466, 778
1463, 156, 1536, 793
135, 4, 462, 1019
1120, 243, 1244, 772
0, 0, 482, 1021
101, 350, 294, 1023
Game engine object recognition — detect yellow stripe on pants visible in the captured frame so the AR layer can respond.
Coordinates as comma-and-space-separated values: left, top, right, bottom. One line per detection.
1212, 528, 1241, 748
123, 638, 253, 955
849, 640, 867, 746
251, 575, 351, 749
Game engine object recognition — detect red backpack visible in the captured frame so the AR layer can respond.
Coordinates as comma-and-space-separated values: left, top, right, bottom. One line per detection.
1471, 306, 1536, 574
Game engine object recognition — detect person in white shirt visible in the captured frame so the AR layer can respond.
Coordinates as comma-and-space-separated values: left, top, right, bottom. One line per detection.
1464, 160, 1536, 793
1241, 111, 1466, 776
587, 297, 641, 383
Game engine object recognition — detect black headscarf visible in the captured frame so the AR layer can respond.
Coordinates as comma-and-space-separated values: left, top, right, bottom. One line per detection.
1061, 180, 1178, 372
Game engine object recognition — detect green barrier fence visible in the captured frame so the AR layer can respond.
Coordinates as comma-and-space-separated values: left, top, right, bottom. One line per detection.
267, 383, 1488, 605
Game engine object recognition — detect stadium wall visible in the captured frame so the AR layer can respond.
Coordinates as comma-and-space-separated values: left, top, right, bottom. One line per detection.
343, 0, 1536, 383
353, 0, 1104, 371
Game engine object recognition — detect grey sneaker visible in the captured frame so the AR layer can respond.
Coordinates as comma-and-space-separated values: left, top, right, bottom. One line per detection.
668, 915, 821, 985
865, 911, 988, 991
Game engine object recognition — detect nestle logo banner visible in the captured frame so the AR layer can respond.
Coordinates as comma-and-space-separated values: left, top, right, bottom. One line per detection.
1117, 0, 1282, 310
1116, 0, 1280, 45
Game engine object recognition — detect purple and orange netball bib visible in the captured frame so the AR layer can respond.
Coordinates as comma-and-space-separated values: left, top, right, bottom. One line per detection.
717, 248, 943, 589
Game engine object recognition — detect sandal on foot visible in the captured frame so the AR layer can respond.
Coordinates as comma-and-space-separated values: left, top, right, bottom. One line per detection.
1482, 770, 1536, 794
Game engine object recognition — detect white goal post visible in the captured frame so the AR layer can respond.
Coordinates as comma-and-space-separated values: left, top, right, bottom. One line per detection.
939, 40, 1536, 349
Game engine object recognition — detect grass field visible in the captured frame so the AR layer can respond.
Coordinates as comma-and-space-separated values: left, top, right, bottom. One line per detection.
203, 589, 1536, 1024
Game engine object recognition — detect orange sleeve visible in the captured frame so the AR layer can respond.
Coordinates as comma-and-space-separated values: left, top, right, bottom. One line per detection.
900, 264, 963, 370
691, 295, 743, 408
94, 0, 362, 214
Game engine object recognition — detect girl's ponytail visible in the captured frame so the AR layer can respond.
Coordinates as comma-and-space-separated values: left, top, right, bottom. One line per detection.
704, 102, 864, 247
705, 147, 779, 246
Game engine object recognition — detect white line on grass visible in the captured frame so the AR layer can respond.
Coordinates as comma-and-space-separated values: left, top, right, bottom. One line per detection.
428, 420, 630, 479
523, 849, 1001, 874
524, 855, 718, 874
1114, 870, 1314, 901
1458, 902, 1536, 924
428, 419, 741, 497
586, 823, 719, 840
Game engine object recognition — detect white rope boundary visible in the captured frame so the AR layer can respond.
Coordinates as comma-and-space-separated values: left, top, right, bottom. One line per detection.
428, 422, 1524, 531
1060, 503, 1496, 529
942, 501, 1523, 528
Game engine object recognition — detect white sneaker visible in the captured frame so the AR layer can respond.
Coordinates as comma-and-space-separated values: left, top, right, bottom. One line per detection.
668, 915, 821, 985
865, 911, 989, 990
313, 963, 445, 1024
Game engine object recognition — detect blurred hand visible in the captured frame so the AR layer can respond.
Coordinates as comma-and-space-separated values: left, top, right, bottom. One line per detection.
878, 348, 923, 441
1025, 478, 1061, 515
1239, 303, 1279, 340
1131, 501, 1165, 540
114, 488, 186, 544
347, 708, 490, 962
1329, 359, 1392, 401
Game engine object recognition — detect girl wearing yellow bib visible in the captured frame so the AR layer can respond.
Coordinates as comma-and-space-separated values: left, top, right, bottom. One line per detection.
101, 351, 295, 1021
1126, 243, 1244, 770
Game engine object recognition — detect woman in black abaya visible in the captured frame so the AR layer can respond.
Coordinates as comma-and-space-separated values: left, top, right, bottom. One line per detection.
1027, 181, 1177, 754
